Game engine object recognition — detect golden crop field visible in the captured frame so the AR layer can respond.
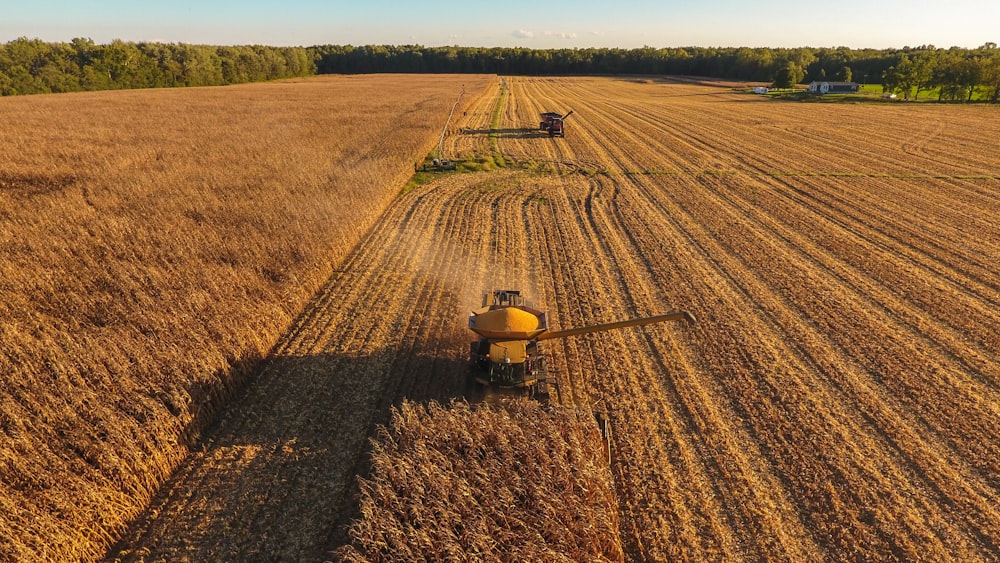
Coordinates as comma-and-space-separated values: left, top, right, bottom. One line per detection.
337, 400, 624, 562
0, 73, 492, 562
334, 77, 1000, 561
5, 74, 999, 561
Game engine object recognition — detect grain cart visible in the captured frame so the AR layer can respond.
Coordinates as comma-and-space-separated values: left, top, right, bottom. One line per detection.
539, 110, 574, 137
468, 289, 694, 399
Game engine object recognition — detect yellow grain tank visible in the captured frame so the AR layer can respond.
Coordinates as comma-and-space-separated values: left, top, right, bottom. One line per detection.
469, 306, 546, 340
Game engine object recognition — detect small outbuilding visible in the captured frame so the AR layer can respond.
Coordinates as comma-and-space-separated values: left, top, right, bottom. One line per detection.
808, 81, 859, 94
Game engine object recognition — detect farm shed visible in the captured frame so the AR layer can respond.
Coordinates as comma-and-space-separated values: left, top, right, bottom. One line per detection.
808, 81, 859, 94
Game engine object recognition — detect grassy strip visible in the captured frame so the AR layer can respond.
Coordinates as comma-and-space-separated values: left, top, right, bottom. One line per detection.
401, 155, 511, 194
401, 80, 513, 194
489, 79, 508, 167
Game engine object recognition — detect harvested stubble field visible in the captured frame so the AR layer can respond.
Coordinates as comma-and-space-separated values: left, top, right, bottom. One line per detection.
0, 73, 493, 561
4, 73, 999, 562
439, 77, 1000, 561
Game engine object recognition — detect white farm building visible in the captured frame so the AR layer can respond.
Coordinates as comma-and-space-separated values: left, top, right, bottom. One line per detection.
808, 81, 859, 94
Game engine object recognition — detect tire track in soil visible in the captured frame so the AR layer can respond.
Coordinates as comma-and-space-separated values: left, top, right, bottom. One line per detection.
555, 183, 715, 560
550, 179, 789, 561
513, 78, 816, 559
544, 148, 743, 558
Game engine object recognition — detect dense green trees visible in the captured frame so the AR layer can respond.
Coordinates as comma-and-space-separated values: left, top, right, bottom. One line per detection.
771, 62, 799, 88
0, 38, 314, 95
880, 44, 1000, 100
3, 38, 999, 102
311, 43, 1000, 102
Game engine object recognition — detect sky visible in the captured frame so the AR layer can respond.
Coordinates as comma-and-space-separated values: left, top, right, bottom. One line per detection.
1, 0, 997, 50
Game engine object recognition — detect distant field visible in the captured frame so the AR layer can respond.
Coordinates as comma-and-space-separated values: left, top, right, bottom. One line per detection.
0, 73, 491, 561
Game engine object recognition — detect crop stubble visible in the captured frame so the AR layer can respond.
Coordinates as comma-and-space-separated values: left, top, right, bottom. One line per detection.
439, 77, 999, 560
39, 75, 999, 560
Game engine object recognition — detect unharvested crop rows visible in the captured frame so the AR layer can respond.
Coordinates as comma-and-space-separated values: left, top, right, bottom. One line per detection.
111, 77, 997, 560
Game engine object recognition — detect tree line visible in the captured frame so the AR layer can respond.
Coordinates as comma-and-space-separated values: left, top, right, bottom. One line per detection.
313, 43, 1000, 101
881, 44, 1000, 101
0, 37, 314, 95
3, 38, 999, 102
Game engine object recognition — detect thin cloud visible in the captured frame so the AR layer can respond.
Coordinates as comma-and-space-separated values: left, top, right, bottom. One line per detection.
543, 31, 577, 39
512, 29, 534, 39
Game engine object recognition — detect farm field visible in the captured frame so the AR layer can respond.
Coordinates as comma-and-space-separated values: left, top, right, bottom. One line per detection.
0, 73, 493, 562
106, 76, 1000, 561
4, 72, 997, 561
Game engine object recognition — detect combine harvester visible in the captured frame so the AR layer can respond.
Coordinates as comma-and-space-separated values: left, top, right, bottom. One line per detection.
539, 110, 573, 137
468, 289, 695, 460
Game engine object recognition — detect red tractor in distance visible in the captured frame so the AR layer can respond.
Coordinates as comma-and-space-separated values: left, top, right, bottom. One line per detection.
539, 110, 574, 137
